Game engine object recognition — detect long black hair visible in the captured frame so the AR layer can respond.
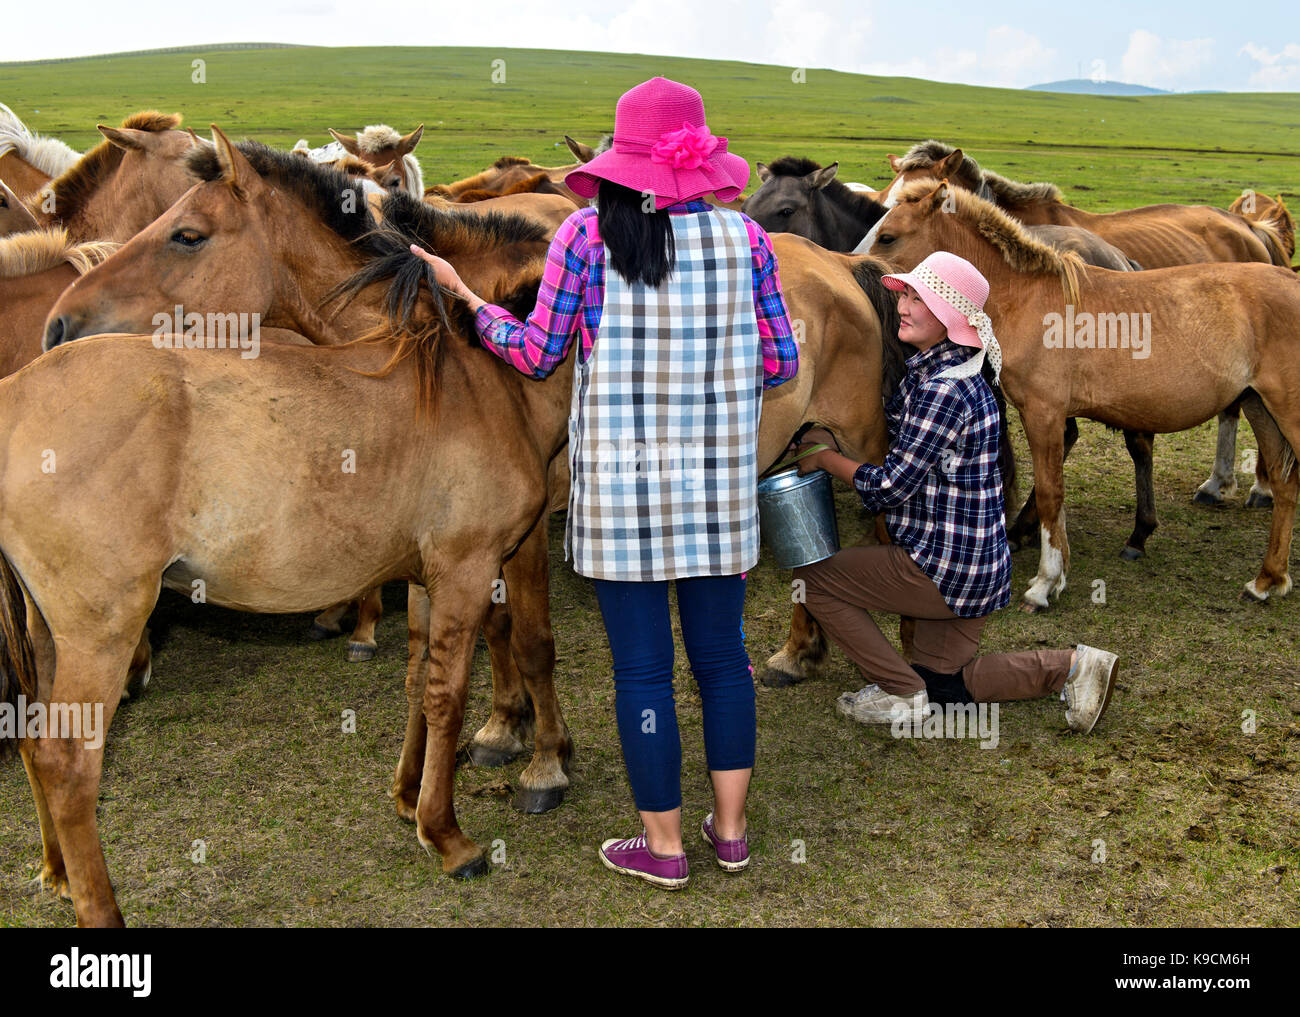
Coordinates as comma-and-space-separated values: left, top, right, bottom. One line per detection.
596, 178, 676, 287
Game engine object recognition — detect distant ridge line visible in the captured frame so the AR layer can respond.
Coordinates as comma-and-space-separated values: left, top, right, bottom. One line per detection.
0, 42, 304, 67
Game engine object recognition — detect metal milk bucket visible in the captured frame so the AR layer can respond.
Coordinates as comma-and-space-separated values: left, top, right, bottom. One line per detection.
757, 467, 840, 568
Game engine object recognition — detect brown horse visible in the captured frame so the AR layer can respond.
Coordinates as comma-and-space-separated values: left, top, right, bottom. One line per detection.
327, 123, 425, 195
1229, 191, 1295, 266
424, 154, 577, 205
0, 102, 81, 199
875, 140, 1285, 511
0, 180, 40, 236
24, 112, 200, 243
868, 179, 1300, 610
15, 130, 580, 925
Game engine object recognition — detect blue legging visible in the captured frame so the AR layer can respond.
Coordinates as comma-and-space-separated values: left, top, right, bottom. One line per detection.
593, 574, 756, 812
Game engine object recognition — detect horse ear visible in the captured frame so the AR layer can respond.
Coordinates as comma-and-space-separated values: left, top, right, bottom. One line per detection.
97, 125, 148, 151
756, 162, 771, 183
887, 153, 903, 172
809, 162, 839, 189
210, 124, 261, 201
328, 128, 362, 156
941, 148, 965, 177
565, 135, 595, 163
931, 180, 951, 208
397, 125, 424, 156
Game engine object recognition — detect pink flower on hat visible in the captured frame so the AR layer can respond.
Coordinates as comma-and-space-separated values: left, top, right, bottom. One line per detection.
650, 122, 719, 170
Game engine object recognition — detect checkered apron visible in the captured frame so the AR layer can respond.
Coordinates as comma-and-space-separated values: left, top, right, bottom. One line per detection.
566, 207, 763, 581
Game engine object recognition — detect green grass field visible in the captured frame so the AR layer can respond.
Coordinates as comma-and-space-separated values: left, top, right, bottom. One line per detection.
2, 44, 1297, 212
0, 46, 1297, 927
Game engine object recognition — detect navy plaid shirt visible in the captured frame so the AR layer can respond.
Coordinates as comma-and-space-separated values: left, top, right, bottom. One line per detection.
852, 339, 1012, 618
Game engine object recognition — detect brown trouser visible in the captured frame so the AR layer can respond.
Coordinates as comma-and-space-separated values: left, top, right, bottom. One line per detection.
795, 544, 1071, 701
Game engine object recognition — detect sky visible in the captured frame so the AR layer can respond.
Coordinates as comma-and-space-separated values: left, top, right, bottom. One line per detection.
1, 0, 1297, 92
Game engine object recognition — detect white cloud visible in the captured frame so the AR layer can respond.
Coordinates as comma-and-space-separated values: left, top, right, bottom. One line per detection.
858, 25, 1052, 88
1119, 28, 1215, 89
1240, 41, 1300, 90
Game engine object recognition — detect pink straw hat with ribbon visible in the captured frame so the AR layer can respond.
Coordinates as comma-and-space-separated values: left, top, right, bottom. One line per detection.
882, 251, 1004, 382
565, 77, 750, 210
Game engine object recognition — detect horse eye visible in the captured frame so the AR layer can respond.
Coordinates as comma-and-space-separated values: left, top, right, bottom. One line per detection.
171, 229, 206, 248
779, 207, 795, 217
877, 234, 895, 245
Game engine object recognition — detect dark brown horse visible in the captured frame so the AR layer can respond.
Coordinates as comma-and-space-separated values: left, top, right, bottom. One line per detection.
742, 156, 887, 251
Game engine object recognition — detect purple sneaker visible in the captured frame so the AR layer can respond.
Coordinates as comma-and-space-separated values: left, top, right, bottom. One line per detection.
599, 833, 688, 889
701, 813, 750, 871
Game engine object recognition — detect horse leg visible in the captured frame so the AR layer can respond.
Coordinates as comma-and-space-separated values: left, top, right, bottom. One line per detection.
1244, 414, 1275, 508
465, 599, 531, 768
502, 518, 573, 814
1239, 395, 1295, 601
309, 601, 348, 640
345, 586, 384, 662
760, 602, 829, 688
1121, 430, 1158, 560
18, 607, 68, 899
1194, 408, 1241, 506
30, 641, 134, 927
1009, 417, 1078, 551
120, 628, 152, 702
390, 582, 430, 823
1020, 412, 1070, 612
414, 554, 496, 877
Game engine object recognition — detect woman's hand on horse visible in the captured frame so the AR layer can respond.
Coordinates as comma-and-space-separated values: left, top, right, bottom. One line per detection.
409, 244, 484, 309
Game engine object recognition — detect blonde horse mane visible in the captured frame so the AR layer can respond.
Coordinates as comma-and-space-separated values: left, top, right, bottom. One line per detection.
0, 102, 82, 178
895, 178, 1083, 305
899, 140, 1063, 206
26, 111, 183, 222
0, 227, 120, 279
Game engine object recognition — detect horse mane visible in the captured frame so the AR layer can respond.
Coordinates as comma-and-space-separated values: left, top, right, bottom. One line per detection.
849, 255, 906, 401
355, 125, 403, 153
0, 102, 82, 178
895, 178, 1082, 305
29, 111, 183, 223
765, 156, 886, 221
186, 140, 547, 408
457, 172, 551, 202
492, 155, 531, 169
899, 140, 1062, 206
0, 227, 120, 279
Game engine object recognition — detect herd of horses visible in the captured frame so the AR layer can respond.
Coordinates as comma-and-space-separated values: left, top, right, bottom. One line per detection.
0, 101, 1295, 926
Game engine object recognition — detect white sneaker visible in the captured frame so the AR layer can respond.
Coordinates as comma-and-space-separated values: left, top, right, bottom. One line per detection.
838, 687, 929, 725
1063, 644, 1119, 734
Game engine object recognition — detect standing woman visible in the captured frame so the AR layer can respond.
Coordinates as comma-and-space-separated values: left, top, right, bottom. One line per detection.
412, 77, 798, 889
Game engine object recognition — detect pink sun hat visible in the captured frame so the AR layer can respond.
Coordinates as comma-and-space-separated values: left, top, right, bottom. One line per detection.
565, 77, 751, 210
882, 251, 1003, 380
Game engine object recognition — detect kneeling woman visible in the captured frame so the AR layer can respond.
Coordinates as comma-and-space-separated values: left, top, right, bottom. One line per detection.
791, 251, 1118, 730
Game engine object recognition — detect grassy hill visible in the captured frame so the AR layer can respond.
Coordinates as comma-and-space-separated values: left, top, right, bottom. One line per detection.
1, 45, 1297, 213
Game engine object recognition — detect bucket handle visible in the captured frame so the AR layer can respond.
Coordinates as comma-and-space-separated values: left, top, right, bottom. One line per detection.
761, 443, 831, 479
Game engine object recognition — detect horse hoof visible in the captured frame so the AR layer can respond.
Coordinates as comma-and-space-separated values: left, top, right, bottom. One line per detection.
759, 667, 802, 688
466, 743, 522, 768
309, 623, 342, 641
346, 642, 377, 662
1191, 490, 1222, 507
1245, 492, 1274, 509
512, 786, 566, 814
1020, 599, 1047, 614
449, 854, 490, 880
1119, 545, 1144, 562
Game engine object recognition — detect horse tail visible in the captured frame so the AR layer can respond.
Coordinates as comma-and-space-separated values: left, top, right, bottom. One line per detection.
0, 551, 37, 761
849, 254, 908, 402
